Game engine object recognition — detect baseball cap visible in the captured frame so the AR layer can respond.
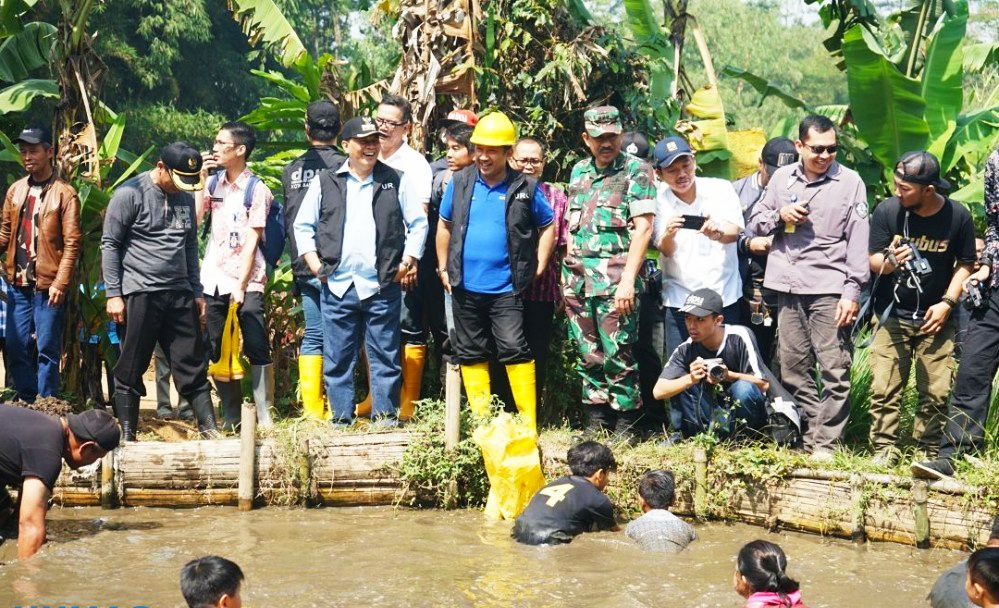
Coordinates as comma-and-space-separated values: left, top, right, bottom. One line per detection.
584, 106, 622, 137
160, 142, 204, 192
340, 116, 380, 141
14, 125, 52, 146
441, 109, 478, 128
679, 288, 724, 317
762, 137, 798, 176
894, 150, 951, 191
653, 136, 694, 169
66, 409, 121, 452
306, 100, 341, 130
622, 132, 651, 159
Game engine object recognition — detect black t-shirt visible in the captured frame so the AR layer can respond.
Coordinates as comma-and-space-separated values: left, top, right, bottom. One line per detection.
869, 197, 977, 319
512, 475, 615, 545
0, 405, 65, 490
660, 325, 771, 397
281, 146, 346, 277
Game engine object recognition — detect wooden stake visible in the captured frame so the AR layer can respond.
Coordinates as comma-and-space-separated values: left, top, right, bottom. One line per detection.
913, 480, 930, 549
100, 450, 116, 509
238, 401, 257, 511
445, 362, 462, 451
849, 473, 867, 543
694, 446, 707, 519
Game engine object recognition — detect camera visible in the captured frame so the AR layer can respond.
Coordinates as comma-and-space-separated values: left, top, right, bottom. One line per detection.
888, 238, 932, 293
702, 358, 727, 382
681, 215, 707, 230
965, 280, 987, 310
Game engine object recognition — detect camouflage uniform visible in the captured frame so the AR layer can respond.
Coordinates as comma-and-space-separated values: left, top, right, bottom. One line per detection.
563, 144, 657, 413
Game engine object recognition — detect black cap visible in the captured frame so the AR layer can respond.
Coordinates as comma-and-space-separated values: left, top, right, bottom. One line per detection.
340, 116, 380, 141
14, 125, 52, 146
160, 142, 204, 192
306, 100, 341, 130
66, 409, 121, 452
895, 150, 951, 191
621, 132, 650, 160
679, 288, 724, 317
762, 137, 798, 176
653, 136, 694, 168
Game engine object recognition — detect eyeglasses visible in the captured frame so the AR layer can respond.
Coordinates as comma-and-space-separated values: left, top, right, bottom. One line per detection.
514, 157, 543, 166
214, 139, 236, 148
802, 143, 838, 155
375, 118, 406, 129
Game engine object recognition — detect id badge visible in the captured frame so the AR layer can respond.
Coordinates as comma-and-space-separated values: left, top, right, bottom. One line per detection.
229, 231, 240, 249
751, 312, 765, 325
763, 316, 773, 327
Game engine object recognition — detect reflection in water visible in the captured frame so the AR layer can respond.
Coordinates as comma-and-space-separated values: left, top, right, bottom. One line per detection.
0, 506, 961, 607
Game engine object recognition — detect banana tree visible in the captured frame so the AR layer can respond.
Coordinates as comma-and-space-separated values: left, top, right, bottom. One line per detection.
0, 1, 59, 114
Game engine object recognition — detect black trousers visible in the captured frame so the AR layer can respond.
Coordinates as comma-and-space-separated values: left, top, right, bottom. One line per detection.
452, 288, 531, 365
940, 287, 999, 459
491, 299, 555, 407
114, 290, 210, 398
635, 286, 666, 432
205, 292, 272, 366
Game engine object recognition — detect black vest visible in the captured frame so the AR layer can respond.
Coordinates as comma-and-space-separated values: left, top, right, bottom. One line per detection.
315, 162, 405, 288
446, 166, 539, 293
283, 146, 346, 277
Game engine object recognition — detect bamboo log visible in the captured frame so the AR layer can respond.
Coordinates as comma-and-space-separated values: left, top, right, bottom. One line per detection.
100, 450, 116, 509
445, 363, 462, 451
694, 447, 707, 518
238, 402, 257, 511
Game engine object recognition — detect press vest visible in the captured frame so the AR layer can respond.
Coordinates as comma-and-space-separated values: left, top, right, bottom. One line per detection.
315, 162, 405, 288
446, 167, 539, 293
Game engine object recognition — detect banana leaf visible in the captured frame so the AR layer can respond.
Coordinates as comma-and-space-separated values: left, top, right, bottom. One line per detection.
721, 67, 812, 111
0, 78, 58, 113
0, 0, 37, 37
841, 25, 929, 173
941, 107, 999, 173
227, 0, 309, 69
0, 21, 54, 83
920, 0, 966, 158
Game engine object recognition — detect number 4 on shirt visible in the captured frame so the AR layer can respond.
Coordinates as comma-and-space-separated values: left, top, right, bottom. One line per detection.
539, 483, 574, 507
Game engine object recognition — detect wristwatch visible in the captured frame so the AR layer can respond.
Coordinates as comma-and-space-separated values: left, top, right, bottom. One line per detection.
436, 268, 448, 275
941, 295, 957, 308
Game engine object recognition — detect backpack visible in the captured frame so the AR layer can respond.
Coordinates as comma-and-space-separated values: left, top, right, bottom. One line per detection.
206, 171, 286, 268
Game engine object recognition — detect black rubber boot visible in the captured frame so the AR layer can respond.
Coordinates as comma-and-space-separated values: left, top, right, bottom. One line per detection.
188, 389, 221, 439
214, 381, 243, 433
113, 392, 140, 442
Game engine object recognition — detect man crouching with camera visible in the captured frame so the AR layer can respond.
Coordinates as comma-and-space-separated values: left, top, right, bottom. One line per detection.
866, 152, 977, 467
652, 288, 771, 439
913, 148, 999, 479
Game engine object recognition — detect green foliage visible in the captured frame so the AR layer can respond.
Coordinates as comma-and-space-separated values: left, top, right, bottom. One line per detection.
399, 399, 490, 509
116, 103, 227, 158
228, 0, 309, 68
0, 77, 57, 113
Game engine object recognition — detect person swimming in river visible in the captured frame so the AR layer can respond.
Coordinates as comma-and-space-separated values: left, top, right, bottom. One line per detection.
512, 440, 619, 545
181, 555, 244, 608
967, 547, 999, 608
625, 469, 697, 552
734, 540, 809, 608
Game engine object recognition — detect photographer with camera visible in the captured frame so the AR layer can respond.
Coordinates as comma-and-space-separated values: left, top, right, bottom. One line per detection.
913, 147, 999, 479
652, 289, 772, 439
867, 151, 976, 466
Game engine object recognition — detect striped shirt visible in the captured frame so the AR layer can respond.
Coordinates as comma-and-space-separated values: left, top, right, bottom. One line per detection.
523, 182, 568, 303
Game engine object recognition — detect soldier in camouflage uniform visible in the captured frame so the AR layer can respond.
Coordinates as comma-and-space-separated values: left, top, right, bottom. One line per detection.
563, 106, 657, 433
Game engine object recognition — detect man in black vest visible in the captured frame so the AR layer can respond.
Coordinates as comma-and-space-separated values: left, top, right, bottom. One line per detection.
282, 100, 344, 421
436, 111, 555, 431
292, 117, 428, 427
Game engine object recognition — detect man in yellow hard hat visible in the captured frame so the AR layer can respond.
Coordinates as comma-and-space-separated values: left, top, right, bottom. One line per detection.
435, 111, 556, 430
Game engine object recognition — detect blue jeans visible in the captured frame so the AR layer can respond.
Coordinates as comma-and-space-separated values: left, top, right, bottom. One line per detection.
675, 379, 767, 439
296, 276, 324, 356
321, 282, 402, 423
6, 286, 66, 401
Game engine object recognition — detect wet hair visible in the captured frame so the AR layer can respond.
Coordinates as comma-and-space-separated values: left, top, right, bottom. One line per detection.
180, 555, 244, 608
737, 540, 800, 598
567, 440, 617, 477
445, 124, 475, 152
378, 94, 413, 124
638, 469, 676, 509
515, 136, 546, 156
970, 547, 999, 600
798, 114, 836, 142
221, 121, 256, 160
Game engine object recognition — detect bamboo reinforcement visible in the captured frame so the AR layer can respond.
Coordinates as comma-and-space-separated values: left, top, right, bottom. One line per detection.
45, 432, 996, 550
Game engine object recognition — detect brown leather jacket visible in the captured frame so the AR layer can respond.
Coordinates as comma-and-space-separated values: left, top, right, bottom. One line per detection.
0, 175, 81, 292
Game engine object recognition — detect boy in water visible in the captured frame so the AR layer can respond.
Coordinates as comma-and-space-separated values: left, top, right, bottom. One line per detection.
181, 555, 244, 608
967, 547, 999, 608
512, 440, 618, 544
625, 469, 697, 552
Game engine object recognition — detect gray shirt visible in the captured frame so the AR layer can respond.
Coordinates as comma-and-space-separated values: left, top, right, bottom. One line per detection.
929, 559, 972, 608
746, 161, 870, 302
625, 509, 697, 552
101, 172, 203, 298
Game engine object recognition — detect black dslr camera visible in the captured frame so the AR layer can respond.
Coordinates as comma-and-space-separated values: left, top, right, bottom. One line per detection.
965, 280, 987, 310
888, 238, 932, 293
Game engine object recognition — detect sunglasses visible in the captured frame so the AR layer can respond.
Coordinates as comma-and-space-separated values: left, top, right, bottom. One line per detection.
802, 143, 838, 155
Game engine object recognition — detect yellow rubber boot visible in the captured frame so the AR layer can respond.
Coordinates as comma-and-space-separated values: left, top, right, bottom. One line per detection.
505, 361, 537, 432
298, 355, 325, 420
355, 349, 372, 418
460, 362, 492, 417
400, 343, 427, 421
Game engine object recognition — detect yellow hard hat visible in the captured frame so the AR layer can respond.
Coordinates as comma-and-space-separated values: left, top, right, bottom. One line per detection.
470, 111, 517, 147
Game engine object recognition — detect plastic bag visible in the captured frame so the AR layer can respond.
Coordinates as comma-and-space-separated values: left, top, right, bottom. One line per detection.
207, 303, 244, 381
472, 412, 546, 520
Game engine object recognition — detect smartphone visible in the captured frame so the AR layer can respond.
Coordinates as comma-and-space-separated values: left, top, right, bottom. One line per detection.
681, 215, 707, 230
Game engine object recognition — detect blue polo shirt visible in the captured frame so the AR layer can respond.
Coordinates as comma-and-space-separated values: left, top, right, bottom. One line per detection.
440, 172, 553, 294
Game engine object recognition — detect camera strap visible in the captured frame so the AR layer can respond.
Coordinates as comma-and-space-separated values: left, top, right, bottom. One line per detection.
851, 257, 894, 349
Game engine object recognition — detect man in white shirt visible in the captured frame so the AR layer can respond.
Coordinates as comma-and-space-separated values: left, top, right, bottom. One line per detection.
652, 135, 745, 357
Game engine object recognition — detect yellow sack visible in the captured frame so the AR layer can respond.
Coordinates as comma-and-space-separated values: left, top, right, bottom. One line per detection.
207, 303, 245, 381
472, 412, 546, 520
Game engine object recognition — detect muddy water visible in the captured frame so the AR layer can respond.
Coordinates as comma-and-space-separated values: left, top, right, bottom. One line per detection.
0, 506, 960, 607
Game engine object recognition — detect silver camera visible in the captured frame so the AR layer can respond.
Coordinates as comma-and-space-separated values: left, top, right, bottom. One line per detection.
702, 358, 726, 381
